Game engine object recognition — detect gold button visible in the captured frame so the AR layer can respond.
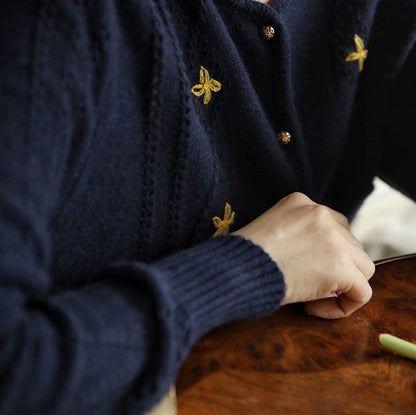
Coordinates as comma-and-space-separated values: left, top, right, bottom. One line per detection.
277, 131, 291, 145
262, 26, 275, 40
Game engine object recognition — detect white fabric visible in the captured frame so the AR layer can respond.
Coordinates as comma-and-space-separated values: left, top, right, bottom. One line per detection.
351, 178, 416, 260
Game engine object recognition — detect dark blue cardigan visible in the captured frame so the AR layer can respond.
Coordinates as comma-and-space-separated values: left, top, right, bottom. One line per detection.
1, 0, 415, 413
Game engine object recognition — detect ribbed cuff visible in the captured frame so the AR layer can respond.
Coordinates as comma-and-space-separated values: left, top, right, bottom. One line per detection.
97, 234, 284, 410
156, 234, 285, 342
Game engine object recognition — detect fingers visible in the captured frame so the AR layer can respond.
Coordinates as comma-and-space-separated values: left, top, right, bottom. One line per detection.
329, 213, 374, 280
338, 278, 373, 314
327, 207, 373, 275
305, 298, 343, 319
344, 242, 375, 280
305, 271, 373, 319
236, 192, 375, 321
336, 225, 375, 279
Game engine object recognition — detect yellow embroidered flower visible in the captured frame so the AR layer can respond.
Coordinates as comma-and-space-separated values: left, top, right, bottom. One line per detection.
212, 203, 235, 236
191, 66, 222, 105
345, 34, 368, 72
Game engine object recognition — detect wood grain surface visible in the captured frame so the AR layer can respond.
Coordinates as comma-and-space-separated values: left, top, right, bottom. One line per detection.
176, 255, 416, 415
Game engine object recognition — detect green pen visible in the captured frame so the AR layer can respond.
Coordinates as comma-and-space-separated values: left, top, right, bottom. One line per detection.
379, 333, 416, 361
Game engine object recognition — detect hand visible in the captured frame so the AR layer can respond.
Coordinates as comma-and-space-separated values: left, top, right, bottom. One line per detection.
233, 192, 375, 319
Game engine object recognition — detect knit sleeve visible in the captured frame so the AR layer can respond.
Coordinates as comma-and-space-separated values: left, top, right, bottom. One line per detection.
0, 3, 285, 414
378, 42, 416, 199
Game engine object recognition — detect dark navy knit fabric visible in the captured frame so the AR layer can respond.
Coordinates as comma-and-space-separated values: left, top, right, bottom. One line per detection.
0, 0, 415, 413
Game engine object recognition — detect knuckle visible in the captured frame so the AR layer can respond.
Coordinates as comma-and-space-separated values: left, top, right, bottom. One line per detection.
288, 192, 310, 204
311, 204, 332, 224
338, 211, 348, 222
340, 214, 350, 229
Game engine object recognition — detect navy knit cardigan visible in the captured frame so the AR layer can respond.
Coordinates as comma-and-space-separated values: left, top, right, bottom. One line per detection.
1, 0, 415, 414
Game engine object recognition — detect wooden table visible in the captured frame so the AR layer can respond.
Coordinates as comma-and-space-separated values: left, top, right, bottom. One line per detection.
176, 254, 416, 415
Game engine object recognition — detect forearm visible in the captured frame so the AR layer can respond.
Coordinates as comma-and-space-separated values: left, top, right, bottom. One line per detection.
0, 234, 284, 414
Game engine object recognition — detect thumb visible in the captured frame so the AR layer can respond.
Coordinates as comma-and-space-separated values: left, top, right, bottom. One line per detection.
305, 277, 372, 319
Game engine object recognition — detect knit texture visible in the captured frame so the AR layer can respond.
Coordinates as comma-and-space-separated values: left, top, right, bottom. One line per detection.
1, 0, 415, 414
